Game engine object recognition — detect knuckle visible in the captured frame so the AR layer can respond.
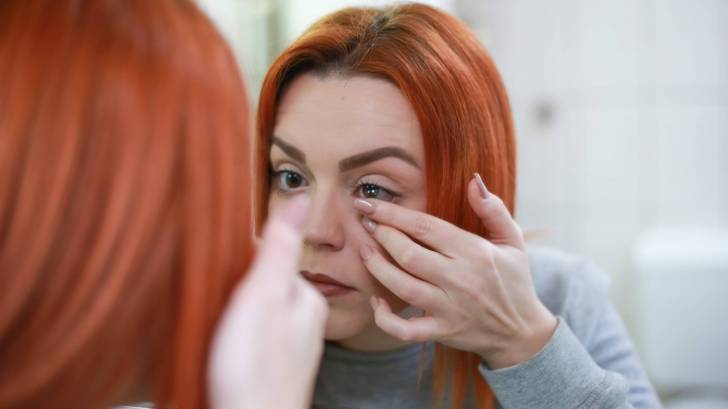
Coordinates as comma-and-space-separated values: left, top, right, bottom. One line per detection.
411, 215, 433, 239
398, 246, 418, 271
398, 327, 415, 342
470, 240, 496, 267
398, 284, 418, 303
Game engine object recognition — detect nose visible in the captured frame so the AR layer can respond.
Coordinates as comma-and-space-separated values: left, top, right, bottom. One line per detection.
303, 188, 345, 251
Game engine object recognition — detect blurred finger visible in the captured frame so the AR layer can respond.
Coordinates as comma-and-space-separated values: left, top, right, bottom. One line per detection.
248, 195, 310, 287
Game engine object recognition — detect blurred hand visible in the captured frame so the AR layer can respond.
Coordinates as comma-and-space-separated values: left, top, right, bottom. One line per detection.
209, 196, 328, 409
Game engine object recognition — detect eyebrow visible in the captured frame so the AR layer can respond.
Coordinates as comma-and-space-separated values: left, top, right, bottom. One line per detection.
338, 146, 420, 172
272, 136, 306, 164
271, 136, 420, 172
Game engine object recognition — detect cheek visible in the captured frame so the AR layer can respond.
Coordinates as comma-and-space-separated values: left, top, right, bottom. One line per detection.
266, 191, 287, 211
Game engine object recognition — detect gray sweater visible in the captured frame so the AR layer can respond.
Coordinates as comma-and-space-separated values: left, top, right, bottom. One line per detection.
312, 247, 663, 409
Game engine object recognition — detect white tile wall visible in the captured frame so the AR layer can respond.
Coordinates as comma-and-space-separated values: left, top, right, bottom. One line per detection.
652, 105, 728, 226
579, 0, 657, 88
654, 0, 728, 87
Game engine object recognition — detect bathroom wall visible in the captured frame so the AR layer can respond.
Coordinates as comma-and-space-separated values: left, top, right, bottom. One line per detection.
200, 0, 728, 401
459, 0, 728, 327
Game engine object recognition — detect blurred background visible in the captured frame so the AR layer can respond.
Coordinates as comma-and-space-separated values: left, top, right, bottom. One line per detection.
197, 1, 728, 407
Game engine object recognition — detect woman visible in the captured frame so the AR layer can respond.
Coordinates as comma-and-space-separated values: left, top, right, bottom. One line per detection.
255, 4, 662, 409
0, 1, 326, 408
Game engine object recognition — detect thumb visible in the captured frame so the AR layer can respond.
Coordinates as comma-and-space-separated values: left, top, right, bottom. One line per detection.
468, 173, 525, 249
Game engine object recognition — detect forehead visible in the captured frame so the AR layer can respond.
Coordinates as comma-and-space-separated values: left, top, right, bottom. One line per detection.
273, 73, 423, 160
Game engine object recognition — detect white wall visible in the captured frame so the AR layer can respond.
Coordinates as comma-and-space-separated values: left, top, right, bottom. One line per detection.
279, 0, 456, 43
461, 0, 728, 307
459, 0, 728, 396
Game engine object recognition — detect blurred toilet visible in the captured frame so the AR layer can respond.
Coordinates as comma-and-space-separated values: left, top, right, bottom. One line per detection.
634, 227, 728, 409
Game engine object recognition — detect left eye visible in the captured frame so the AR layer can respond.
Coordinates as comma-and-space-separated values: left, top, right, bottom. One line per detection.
356, 183, 395, 202
272, 169, 308, 192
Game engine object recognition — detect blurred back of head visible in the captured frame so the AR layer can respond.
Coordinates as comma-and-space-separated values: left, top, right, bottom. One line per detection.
0, 1, 253, 408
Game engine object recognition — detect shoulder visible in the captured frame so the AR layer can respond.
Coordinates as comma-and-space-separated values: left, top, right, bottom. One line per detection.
527, 246, 613, 340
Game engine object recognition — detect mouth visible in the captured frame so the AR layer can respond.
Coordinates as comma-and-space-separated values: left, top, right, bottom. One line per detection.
301, 270, 356, 297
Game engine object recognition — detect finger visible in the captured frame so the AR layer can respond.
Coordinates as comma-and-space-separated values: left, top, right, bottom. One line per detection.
296, 279, 329, 329
362, 220, 452, 287
247, 195, 310, 287
371, 297, 441, 342
360, 245, 447, 311
468, 173, 525, 249
354, 198, 480, 257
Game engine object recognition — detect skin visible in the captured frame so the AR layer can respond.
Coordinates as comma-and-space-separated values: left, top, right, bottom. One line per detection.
270, 73, 425, 351
269, 73, 557, 368
117, 198, 327, 409
209, 197, 328, 409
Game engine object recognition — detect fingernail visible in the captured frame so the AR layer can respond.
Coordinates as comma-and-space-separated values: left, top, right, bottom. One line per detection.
360, 245, 374, 261
473, 172, 489, 199
361, 217, 377, 233
354, 199, 376, 214
369, 295, 379, 309
280, 195, 310, 229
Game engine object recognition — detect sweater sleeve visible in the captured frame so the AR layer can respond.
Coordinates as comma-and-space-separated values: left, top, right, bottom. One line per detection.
478, 257, 662, 409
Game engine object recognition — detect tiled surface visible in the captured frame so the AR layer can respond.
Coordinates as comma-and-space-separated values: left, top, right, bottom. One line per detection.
654, 0, 728, 86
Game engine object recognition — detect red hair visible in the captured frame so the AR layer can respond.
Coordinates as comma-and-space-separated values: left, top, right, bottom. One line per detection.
255, 4, 516, 408
0, 1, 252, 408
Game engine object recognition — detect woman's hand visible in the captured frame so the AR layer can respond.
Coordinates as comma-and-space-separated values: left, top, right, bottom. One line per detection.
209, 197, 328, 409
355, 174, 556, 369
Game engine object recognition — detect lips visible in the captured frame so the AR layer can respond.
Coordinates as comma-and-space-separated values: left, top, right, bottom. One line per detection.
301, 270, 355, 297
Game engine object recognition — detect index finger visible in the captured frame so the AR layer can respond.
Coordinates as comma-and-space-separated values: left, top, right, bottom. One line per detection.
353, 198, 480, 258
248, 195, 309, 286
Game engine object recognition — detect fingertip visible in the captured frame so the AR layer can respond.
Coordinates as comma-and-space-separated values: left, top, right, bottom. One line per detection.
372, 298, 393, 328
376, 297, 391, 313
473, 172, 489, 199
369, 295, 378, 310
467, 178, 489, 215
253, 204, 307, 280
276, 195, 310, 230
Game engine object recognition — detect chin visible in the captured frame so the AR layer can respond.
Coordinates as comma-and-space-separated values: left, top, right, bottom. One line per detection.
322, 305, 373, 340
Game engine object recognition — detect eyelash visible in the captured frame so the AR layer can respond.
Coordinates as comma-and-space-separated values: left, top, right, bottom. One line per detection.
270, 168, 400, 202
270, 168, 308, 193
354, 179, 400, 202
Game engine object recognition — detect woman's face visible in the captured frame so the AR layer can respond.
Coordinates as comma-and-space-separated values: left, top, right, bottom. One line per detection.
268, 73, 426, 347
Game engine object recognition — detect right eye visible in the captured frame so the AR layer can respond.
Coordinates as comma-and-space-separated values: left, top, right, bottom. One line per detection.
272, 169, 308, 192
